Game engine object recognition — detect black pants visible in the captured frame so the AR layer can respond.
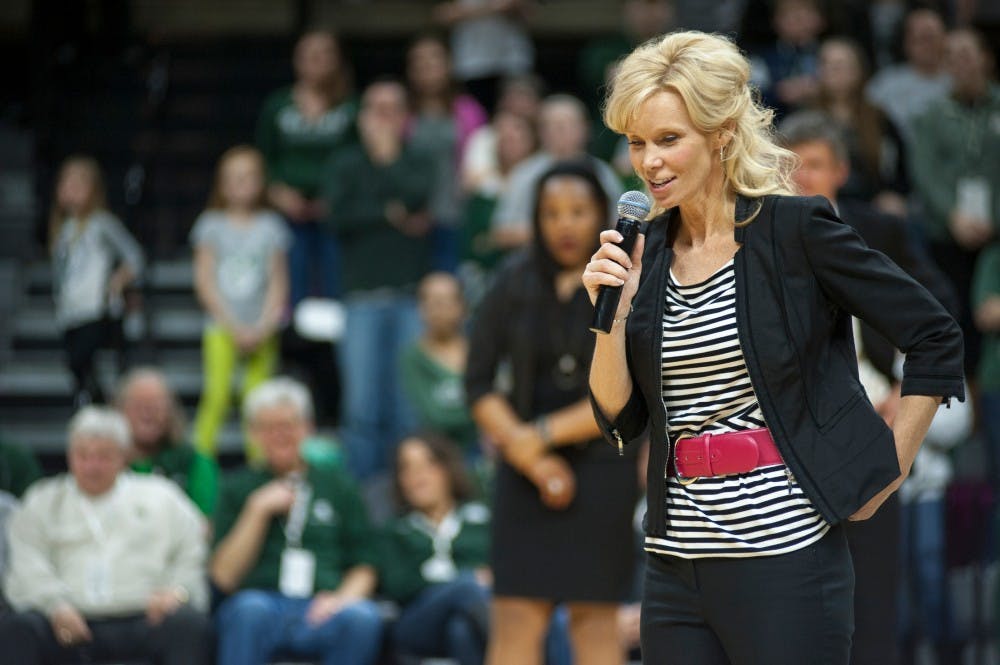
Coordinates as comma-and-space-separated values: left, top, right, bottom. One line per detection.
641, 524, 854, 665
63, 317, 124, 405
845, 494, 900, 665
0, 607, 212, 665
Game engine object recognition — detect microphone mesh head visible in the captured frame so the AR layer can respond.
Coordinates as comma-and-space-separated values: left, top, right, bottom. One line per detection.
617, 190, 652, 221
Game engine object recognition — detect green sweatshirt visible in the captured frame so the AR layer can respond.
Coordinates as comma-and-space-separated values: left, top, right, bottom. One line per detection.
320, 143, 435, 294
972, 243, 1000, 392
0, 440, 42, 498
256, 87, 358, 198
213, 463, 377, 593
400, 344, 479, 452
377, 502, 491, 604
130, 444, 219, 516
909, 86, 1000, 242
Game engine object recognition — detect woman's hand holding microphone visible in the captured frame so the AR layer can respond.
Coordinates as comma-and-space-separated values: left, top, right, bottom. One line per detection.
582, 229, 646, 325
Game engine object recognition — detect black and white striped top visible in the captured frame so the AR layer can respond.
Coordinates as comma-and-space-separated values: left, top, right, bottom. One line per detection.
644, 259, 829, 559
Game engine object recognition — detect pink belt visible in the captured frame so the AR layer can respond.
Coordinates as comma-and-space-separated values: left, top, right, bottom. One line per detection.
672, 427, 784, 485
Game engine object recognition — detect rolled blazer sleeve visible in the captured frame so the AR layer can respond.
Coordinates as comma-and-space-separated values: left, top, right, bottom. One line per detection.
589, 384, 649, 447
798, 196, 965, 403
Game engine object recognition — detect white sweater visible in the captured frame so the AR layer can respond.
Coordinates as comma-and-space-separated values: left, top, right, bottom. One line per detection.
3, 473, 208, 617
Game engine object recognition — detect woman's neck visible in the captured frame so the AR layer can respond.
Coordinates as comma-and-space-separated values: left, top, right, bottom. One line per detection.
677, 179, 736, 248
416, 94, 449, 116
423, 499, 456, 526
554, 264, 586, 301
423, 329, 463, 347
226, 206, 256, 222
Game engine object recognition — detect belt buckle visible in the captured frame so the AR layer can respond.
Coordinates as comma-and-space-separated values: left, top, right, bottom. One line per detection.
673, 436, 700, 486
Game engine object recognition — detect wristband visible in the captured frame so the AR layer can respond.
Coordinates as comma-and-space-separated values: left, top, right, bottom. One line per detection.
534, 415, 553, 449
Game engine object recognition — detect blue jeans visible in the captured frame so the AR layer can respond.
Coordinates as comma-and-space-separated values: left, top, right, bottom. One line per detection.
982, 391, 1000, 490
393, 576, 490, 665
392, 576, 574, 665
897, 498, 952, 645
289, 220, 341, 305
338, 292, 422, 479
215, 590, 383, 665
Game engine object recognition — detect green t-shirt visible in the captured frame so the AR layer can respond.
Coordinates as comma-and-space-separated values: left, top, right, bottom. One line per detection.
972, 243, 1000, 391
400, 343, 480, 452
213, 464, 377, 593
377, 502, 491, 604
320, 143, 435, 293
256, 87, 359, 198
0, 440, 42, 498
910, 87, 1000, 242
130, 444, 219, 516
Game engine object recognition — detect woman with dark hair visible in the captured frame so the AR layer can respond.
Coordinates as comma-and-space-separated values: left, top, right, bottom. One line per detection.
256, 28, 356, 304
466, 161, 639, 665
814, 36, 909, 214
406, 33, 489, 272
379, 432, 491, 665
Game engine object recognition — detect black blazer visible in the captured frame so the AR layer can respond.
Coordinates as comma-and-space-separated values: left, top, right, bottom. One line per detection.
837, 198, 959, 383
591, 194, 964, 533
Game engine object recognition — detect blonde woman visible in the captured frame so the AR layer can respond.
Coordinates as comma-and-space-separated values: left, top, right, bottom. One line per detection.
583, 31, 964, 663
49, 156, 144, 407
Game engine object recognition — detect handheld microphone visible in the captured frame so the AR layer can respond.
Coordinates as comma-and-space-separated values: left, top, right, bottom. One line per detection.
589, 191, 651, 335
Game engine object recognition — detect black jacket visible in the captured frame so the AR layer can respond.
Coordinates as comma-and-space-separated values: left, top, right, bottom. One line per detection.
591, 194, 964, 533
837, 198, 959, 383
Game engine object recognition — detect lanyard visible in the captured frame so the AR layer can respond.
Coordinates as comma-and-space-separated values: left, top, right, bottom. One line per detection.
283, 478, 313, 548
76, 477, 124, 548
412, 510, 461, 560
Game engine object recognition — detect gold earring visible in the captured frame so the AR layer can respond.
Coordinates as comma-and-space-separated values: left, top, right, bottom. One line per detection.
719, 145, 724, 161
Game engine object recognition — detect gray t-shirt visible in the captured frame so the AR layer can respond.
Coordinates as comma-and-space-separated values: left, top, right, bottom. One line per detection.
189, 210, 290, 326
866, 65, 951, 145
52, 210, 145, 330
491, 153, 624, 234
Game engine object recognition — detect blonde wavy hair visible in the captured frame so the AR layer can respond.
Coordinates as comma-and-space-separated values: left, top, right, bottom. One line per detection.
604, 31, 797, 216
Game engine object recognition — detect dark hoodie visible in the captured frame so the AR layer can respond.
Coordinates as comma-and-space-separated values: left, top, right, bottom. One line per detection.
465, 161, 627, 463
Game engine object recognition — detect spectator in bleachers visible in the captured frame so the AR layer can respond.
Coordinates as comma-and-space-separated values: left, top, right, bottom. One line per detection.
321, 79, 435, 480
0, 437, 42, 498
910, 27, 999, 376
467, 161, 638, 665
0, 406, 210, 665
749, 0, 825, 119
191, 145, 290, 461
257, 28, 357, 305
432, 0, 536, 113
814, 36, 909, 215
401, 273, 479, 455
578, 0, 676, 161
211, 377, 382, 665
406, 33, 489, 272
491, 95, 623, 250
379, 432, 490, 665
459, 77, 541, 297
973, 244, 1000, 491
116, 367, 219, 515
49, 155, 144, 407
896, 388, 970, 665
461, 74, 542, 197
0, 439, 40, 607
866, 7, 951, 145
781, 110, 960, 665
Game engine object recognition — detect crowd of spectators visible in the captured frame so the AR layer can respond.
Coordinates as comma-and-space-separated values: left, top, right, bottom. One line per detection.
2, 0, 999, 663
